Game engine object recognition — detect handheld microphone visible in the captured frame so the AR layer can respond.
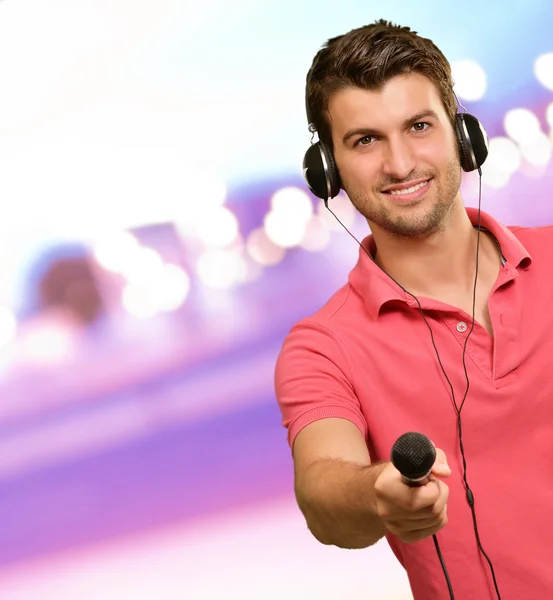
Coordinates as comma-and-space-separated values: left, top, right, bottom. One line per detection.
391, 431, 436, 487
391, 431, 456, 598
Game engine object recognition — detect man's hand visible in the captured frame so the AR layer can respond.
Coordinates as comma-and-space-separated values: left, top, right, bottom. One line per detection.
374, 447, 451, 543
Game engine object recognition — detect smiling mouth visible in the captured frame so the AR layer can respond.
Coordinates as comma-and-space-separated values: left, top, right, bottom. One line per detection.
382, 179, 431, 196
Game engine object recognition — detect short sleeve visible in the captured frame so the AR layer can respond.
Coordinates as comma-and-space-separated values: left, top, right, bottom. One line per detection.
274, 321, 368, 449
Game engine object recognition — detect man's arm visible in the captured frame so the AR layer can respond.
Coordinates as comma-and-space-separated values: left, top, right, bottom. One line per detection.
293, 417, 388, 549
277, 326, 450, 548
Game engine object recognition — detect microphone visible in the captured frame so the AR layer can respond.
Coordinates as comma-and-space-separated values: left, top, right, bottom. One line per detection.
391, 432, 436, 487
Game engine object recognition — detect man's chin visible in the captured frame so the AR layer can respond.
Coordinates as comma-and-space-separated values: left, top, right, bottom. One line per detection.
374, 208, 449, 238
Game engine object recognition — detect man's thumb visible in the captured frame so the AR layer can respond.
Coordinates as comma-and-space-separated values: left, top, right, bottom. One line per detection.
431, 446, 451, 477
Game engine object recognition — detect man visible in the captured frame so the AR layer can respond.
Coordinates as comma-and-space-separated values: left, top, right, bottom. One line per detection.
274, 19, 553, 599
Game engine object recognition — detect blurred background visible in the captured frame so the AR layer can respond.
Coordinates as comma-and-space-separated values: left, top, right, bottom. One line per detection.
0, 1, 551, 598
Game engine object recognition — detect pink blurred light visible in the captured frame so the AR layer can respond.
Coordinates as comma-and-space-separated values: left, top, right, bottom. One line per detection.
18, 312, 78, 366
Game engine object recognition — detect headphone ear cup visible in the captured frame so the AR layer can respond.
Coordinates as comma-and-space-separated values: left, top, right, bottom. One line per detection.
455, 113, 489, 172
303, 142, 342, 201
320, 142, 342, 199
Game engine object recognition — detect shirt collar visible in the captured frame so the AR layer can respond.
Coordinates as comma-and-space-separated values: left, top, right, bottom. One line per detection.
349, 208, 532, 320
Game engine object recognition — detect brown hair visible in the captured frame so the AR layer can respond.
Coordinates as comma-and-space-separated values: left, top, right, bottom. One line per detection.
306, 20, 457, 150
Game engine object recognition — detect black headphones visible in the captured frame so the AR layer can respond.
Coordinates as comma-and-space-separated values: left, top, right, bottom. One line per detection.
302, 71, 490, 203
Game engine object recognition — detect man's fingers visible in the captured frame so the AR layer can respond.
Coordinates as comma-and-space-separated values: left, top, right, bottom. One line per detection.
431, 446, 451, 477
389, 508, 448, 532
391, 479, 449, 517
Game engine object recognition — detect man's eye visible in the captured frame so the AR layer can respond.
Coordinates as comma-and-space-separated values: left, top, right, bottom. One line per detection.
356, 135, 375, 146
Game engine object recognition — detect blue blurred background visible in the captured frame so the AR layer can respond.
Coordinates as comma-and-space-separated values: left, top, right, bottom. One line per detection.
0, 1, 552, 598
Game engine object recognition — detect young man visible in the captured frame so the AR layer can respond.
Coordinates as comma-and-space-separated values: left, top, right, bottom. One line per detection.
274, 20, 553, 599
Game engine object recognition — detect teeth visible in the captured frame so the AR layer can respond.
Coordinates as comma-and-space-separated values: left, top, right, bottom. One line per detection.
389, 180, 428, 195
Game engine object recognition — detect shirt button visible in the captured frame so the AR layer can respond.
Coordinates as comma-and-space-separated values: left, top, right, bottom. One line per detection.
457, 322, 467, 333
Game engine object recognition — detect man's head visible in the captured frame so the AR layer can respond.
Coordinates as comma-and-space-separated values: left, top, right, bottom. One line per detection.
306, 20, 457, 147
306, 20, 463, 238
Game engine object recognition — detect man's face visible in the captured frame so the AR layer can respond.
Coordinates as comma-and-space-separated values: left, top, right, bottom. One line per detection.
328, 73, 462, 238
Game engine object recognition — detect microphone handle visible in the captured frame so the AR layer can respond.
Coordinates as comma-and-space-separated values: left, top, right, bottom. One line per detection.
401, 473, 432, 487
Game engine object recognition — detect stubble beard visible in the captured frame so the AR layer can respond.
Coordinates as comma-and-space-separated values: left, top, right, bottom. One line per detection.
343, 158, 462, 239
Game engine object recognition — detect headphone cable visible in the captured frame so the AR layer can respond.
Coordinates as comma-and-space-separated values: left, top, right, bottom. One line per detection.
324, 167, 501, 599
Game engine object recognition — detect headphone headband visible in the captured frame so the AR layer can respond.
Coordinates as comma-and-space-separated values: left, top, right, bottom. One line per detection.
305, 64, 316, 131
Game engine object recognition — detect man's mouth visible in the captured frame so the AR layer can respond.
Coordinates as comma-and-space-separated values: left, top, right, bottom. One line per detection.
385, 179, 431, 196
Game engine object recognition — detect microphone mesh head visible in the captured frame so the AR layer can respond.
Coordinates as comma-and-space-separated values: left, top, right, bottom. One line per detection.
391, 432, 436, 479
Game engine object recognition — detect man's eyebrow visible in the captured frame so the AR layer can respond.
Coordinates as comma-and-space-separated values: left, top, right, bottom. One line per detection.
341, 110, 440, 146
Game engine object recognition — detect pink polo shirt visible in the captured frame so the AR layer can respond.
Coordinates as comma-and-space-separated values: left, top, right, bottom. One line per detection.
275, 208, 553, 599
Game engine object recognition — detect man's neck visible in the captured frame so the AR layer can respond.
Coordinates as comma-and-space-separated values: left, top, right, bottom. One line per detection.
371, 204, 497, 299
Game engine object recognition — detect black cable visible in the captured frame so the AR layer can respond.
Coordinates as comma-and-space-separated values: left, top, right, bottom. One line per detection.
324, 167, 501, 599
433, 534, 455, 599
455, 170, 502, 599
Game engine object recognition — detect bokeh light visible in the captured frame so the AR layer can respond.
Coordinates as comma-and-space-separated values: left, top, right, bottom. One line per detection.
93, 231, 141, 273
121, 246, 164, 284
481, 167, 511, 189
519, 131, 553, 166
122, 284, 160, 319
196, 249, 247, 290
534, 52, 553, 91
156, 264, 191, 311
486, 137, 522, 174
264, 210, 307, 248
247, 227, 286, 266
451, 60, 487, 101
270, 187, 314, 222
122, 263, 191, 317
21, 320, 75, 364
300, 216, 331, 252
195, 207, 239, 247
504, 108, 542, 145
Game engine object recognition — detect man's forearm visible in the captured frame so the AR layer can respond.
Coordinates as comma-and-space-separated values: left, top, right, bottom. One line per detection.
296, 459, 388, 549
